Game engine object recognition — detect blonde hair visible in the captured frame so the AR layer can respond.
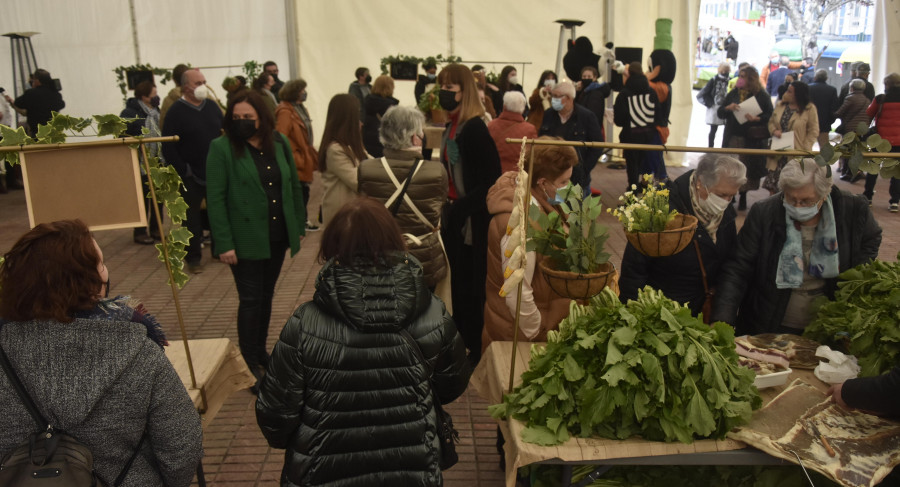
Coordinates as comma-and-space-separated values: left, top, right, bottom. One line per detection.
372, 75, 394, 97
437, 64, 484, 123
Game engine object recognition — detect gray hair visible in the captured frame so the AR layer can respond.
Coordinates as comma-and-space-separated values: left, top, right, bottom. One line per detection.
814, 69, 828, 82
850, 78, 866, 93
378, 105, 425, 151
885, 72, 900, 91
503, 91, 527, 114
695, 154, 747, 188
780, 56, 790, 67
181, 69, 200, 87
551, 80, 576, 99
778, 158, 833, 198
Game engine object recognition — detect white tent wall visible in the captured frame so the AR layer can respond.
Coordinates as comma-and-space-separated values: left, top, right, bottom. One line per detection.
0, 0, 289, 129
294, 0, 607, 150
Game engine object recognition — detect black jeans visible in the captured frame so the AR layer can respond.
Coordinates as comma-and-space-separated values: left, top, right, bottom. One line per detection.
181, 176, 206, 264
229, 239, 288, 371
863, 146, 900, 204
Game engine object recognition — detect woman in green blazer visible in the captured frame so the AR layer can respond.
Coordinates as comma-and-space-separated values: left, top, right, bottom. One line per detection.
206, 90, 306, 392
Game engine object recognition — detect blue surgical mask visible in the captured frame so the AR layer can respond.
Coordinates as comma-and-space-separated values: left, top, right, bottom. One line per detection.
551, 97, 564, 111
783, 200, 820, 222
427, 73, 436, 80
543, 182, 567, 205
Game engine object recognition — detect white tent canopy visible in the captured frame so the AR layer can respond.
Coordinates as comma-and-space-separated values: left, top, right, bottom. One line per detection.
1, 0, 712, 155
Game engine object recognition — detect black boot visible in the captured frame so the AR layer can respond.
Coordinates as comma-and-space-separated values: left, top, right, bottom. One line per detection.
737, 191, 747, 211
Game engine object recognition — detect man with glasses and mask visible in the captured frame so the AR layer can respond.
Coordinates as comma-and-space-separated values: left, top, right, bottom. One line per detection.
712, 159, 881, 336
538, 80, 603, 196
161, 69, 224, 274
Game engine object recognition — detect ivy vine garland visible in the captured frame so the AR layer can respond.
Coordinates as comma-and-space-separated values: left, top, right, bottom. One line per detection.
0, 112, 191, 288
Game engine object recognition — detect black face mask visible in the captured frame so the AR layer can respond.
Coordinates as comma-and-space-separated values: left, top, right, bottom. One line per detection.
439, 89, 459, 112
150, 95, 161, 108
582, 78, 593, 85
233, 119, 257, 139
365, 74, 372, 84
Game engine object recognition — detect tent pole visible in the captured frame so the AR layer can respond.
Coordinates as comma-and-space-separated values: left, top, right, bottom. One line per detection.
447, 0, 455, 57
284, 0, 300, 79
128, 0, 141, 65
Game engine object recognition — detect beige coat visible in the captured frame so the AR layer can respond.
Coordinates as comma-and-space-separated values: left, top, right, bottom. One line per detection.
322, 143, 367, 227
767, 102, 819, 170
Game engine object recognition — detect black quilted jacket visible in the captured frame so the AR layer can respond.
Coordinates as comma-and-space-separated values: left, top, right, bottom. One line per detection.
256, 255, 471, 486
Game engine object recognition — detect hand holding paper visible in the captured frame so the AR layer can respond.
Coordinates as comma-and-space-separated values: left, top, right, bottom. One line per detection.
733, 96, 763, 125
770, 131, 794, 151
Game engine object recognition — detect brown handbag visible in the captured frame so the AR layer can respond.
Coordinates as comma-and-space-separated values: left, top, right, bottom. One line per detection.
694, 241, 714, 324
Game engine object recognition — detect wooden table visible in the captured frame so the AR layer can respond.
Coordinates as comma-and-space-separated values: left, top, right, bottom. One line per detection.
470, 341, 804, 487
165, 338, 256, 425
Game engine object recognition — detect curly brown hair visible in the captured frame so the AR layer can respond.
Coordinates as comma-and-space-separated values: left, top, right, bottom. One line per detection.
0, 220, 103, 322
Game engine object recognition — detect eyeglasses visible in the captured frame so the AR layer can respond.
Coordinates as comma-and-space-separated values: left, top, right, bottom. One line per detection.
784, 196, 820, 208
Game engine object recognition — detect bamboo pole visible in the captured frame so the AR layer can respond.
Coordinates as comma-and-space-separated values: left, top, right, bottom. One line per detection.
508, 141, 536, 394
138, 142, 205, 412
0, 136, 178, 153
505, 137, 897, 159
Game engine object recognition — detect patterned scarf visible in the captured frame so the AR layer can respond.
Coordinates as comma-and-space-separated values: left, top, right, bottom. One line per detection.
72, 295, 169, 348
776, 196, 840, 289
688, 173, 723, 243
138, 100, 162, 161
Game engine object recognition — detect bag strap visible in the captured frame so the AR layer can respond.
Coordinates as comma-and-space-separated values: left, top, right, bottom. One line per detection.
1, 342, 147, 487
0, 343, 48, 431
693, 240, 710, 297
387, 158, 422, 216
113, 429, 148, 487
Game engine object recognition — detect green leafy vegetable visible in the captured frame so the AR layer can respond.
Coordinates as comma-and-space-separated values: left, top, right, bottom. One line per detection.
805, 256, 900, 377
491, 287, 761, 445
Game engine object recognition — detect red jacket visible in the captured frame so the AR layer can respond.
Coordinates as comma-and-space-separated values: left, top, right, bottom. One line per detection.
867, 92, 900, 147
488, 111, 538, 173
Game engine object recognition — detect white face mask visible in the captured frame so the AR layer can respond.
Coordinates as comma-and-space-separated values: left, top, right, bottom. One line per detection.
700, 185, 731, 215
508, 76, 519, 85
193, 84, 209, 101
544, 79, 556, 89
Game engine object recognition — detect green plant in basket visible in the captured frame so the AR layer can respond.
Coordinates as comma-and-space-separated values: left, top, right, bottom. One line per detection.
417, 84, 441, 112
611, 174, 678, 233
526, 183, 610, 275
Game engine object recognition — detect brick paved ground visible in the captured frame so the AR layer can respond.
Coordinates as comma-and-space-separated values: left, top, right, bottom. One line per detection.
1, 157, 897, 486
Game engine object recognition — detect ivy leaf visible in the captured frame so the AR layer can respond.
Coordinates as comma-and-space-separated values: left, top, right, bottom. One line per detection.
168, 225, 192, 245
35, 123, 66, 144
94, 114, 128, 137
0, 124, 33, 148
167, 197, 189, 225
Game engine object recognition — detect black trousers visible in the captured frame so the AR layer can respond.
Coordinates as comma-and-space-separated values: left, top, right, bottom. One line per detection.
229, 239, 288, 371
181, 176, 207, 264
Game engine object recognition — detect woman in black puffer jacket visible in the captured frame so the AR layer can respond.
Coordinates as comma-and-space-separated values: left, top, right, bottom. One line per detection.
256, 197, 471, 487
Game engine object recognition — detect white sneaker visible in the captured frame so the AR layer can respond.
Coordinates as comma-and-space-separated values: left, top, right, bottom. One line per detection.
306, 220, 321, 231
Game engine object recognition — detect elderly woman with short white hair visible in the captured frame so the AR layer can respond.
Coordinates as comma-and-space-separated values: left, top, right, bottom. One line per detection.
620, 154, 745, 319
712, 158, 882, 335
358, 105, 449, 292
488, 90, 537, 173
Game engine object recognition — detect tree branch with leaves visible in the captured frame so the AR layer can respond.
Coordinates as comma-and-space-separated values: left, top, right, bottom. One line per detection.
762, 0, 873, 59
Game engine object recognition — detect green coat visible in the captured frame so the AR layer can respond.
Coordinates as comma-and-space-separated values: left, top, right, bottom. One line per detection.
206, 133, 306, 260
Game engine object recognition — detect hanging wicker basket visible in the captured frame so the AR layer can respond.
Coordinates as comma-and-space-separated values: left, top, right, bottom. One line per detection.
430, 108, 449, 125
539, 261, 618, 301
625, 214, 699, 257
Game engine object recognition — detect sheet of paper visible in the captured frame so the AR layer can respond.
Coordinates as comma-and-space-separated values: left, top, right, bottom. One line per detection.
734, 96, 763, 125
770, 131, 794, 151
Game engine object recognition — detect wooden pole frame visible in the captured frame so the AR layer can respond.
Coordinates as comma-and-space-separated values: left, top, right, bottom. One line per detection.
3, 136, 207, 411
504, 137, 898, 159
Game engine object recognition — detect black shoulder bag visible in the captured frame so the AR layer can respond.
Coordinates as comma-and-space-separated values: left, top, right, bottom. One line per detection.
0, 345, 146, 487
398, 330, 459, 470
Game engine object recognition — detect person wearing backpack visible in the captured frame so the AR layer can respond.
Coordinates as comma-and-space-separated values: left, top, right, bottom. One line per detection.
0, 220, 202, 486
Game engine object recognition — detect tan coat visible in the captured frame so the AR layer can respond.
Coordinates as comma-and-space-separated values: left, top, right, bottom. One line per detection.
358, 148, 449, 287
159, 86, 181, 129
275, 101, 318, 182
322, 143, 366, 227
767, 102, 819, 170
482, 172, 570, 353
